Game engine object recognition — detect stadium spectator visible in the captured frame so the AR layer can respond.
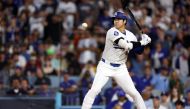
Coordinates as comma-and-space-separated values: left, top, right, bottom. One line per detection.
169, 70, 184, 95
152, 96, 162, 109
113, 104, 123, 109
9, 66, 25, 83
59, 72, 77, 94
151, 67, 170, 93
78, 65, 93, 100
77, 30, 98, 65
131, 54, 147, 77
59, 72, 79, 105
129, 71, 145, 93
170, 87, 184, 105
106, 89, 132, 109
20, 78, 35, 96
151, 41, 169, 72
104, 79, 121, 105
35, 77, 53, 97
184, 90, 190, 109
141, 63, 155, 91
142, 89, 153, 109
34, 67, 51, 86
6, 77, 22, 96
175, 99, 185, 109
160, 91, 173, 109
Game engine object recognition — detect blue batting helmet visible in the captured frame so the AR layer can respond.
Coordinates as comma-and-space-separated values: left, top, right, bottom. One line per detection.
112, 11, 127, 20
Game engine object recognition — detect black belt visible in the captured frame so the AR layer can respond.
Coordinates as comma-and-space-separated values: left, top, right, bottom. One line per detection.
101, 58, 121, 67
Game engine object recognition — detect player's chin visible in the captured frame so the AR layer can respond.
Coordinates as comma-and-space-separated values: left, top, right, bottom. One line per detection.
114, 25, 121, 29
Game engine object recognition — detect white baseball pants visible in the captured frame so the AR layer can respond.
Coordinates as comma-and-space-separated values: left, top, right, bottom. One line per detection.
81, 61, 147, 109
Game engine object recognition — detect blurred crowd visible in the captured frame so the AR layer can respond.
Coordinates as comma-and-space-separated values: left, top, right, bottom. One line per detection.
0, 0, 190, 109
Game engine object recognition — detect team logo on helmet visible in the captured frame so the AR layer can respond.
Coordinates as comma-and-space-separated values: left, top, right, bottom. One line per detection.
112, 11, 127, 20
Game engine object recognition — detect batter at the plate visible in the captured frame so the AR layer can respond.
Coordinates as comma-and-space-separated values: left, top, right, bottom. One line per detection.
81, 11, 151, 109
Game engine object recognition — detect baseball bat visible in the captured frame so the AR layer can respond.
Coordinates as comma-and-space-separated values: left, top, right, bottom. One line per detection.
120, 0, 143, 34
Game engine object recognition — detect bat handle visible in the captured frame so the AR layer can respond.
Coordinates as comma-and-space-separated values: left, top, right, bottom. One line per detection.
140, 30, 144, 40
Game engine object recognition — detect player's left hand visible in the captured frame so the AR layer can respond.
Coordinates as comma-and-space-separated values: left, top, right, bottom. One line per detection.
140, 34, 151, 46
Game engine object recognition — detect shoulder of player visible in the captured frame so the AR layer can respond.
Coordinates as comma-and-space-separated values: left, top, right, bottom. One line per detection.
107, 27, 120, 35
125, 29, 137, 41
108, 28, 134, 37
107, 27, 118, 32
125, 29, 134, 36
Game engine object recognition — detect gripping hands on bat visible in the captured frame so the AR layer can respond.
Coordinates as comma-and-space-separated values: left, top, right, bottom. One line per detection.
140, 34, 151, 46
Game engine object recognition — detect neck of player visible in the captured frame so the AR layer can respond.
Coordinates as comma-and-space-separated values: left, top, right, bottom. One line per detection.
118, 26, 125, 33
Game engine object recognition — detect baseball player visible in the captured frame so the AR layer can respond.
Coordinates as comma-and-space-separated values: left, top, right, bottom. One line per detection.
81, 11, 151, 109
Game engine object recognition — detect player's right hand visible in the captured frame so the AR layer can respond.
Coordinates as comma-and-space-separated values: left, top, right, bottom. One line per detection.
140, 34, 151, 46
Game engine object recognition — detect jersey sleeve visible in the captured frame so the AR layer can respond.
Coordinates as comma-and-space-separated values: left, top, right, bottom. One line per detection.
130, 33, 138, 42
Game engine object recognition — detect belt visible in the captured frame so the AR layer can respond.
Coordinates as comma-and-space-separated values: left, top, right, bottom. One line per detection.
101, 58, 121, 67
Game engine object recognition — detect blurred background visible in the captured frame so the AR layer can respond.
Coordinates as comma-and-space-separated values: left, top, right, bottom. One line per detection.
0, 0, 190, 109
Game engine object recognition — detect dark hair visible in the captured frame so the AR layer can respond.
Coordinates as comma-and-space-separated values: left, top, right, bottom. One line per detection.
175, 99, 184, 107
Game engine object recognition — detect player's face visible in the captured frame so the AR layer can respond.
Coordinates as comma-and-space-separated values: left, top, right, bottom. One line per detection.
114, 18, 126, 29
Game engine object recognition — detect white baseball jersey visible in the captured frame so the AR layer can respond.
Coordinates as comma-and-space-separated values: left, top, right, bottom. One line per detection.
102, 27, 137, 64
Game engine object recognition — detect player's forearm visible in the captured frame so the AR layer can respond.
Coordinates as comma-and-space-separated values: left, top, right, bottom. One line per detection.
115, 38, 144, 51
117, 39, 133, 50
